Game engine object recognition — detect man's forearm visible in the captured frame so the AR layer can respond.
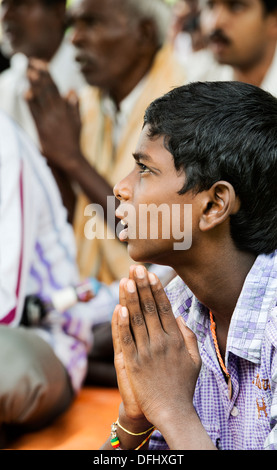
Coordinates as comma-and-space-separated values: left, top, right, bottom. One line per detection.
63, 151, 119, 224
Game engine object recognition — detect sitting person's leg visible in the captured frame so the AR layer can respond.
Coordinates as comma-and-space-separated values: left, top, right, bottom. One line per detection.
85, 322, 117, 387
0, 325, 74, 445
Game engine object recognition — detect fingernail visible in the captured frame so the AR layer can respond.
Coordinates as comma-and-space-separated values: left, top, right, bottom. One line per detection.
135, 266, 145, 279
127, 280, 136, 293
119, 278, 127, 287
178, 316, 187, 327
120, 306, 128, 318
148, 273, 157, 285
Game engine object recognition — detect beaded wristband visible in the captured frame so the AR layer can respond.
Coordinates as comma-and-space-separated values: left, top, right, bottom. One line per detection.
110, 422, 120, 449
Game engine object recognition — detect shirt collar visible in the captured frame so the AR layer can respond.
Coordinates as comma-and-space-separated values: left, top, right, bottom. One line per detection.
260, 45, 277, 94
101, 76, 146, 122
168, 251, 277, 365
226, 251, 277, 364
100, 77, 146, 148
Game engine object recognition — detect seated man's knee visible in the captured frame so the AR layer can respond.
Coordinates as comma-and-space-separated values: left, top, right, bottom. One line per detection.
0, 326, 72, 428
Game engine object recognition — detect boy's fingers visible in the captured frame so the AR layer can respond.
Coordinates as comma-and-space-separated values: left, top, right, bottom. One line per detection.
123, 279, 149, 348
112, 304, 136, 359
119, 278, 128, 307
117, 305, 137, 359
176, 316, 201, 367
147, 272, 177, 334
111, 305, 122, 356
132, 266, 163, 334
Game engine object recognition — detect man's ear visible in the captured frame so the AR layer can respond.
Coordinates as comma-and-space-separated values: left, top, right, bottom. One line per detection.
137, 19, 158, 49
199, 181, 240, 232
267, 8, 277, 39
53, 2, 67, 26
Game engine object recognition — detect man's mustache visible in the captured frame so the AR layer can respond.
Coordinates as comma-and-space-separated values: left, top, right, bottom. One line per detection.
208, 29, 231, 45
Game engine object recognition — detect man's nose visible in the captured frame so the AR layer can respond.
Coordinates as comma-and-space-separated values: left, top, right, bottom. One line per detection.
71, 26, 86, 48
210, 5, 229, 30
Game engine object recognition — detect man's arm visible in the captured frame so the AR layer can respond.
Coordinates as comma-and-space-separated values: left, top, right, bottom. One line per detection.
25, 58, 119, 223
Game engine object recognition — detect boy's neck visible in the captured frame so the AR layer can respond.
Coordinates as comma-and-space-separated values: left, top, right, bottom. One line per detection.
176, 247, 256, 358
176, 248, 256, 328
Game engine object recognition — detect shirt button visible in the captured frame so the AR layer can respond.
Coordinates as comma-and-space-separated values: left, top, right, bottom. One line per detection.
231, 406, 239, 417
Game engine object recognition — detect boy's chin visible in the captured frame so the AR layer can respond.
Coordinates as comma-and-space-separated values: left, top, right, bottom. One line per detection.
127, 243, 151, 264
127, 242, 166, 266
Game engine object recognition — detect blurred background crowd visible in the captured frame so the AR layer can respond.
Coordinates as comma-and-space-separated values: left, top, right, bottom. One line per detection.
0, 0, 276, 447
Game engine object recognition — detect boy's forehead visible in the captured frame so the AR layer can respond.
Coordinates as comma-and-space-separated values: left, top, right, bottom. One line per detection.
135, 127, 168, 159
134, 126, 182, 175
136, 125, 166, 153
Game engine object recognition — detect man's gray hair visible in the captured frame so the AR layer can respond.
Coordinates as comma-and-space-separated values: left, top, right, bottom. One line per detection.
125, 0, 172, 46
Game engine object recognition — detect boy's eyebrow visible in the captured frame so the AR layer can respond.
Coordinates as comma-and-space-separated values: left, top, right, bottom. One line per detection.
132, 152, 153, 163
132, 152, 162, 174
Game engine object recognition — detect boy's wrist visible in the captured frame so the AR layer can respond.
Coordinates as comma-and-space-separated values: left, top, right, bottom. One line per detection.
151, 402, 196, 436
111, 407, 154, 450
118, 407, 152, 435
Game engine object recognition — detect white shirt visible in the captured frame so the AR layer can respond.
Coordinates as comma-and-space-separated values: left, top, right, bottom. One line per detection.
0, 111, 92, 392
0, 36, 85, 146
100, 77, 146, 149
185, 46, 277, 97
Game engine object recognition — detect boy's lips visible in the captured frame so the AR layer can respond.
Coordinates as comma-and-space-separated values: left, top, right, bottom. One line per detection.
115, 210, 129, 241
117, 220, 128, 241
115, 203, 137, 241
118, 225, 129, 241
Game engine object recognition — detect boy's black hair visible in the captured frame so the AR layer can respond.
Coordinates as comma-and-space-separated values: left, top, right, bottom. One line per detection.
144, 81, 277, 255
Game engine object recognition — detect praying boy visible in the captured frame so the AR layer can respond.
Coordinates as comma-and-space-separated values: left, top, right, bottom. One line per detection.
102, 81, 277, 450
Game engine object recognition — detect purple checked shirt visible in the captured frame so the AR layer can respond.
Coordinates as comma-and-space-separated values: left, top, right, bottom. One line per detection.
149, 251, 277, 450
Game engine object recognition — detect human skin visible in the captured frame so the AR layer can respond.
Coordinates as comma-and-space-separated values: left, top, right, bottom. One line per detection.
100, 125, 255, 449
200, 0, 277, 86
1, 0, 66, 60
24, 0, 160, 223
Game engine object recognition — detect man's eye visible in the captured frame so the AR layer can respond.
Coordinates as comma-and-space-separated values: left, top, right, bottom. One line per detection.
206, 0, 215, 9
229, 1, 245, 12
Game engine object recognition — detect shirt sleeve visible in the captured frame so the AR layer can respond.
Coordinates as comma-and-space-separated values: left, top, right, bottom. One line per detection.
0, 119, 24, 322
263, 306, 277, 450
0, 114, 90, 391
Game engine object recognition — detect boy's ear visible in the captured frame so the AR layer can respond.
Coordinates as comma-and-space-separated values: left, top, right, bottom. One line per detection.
199, 181, 240, 232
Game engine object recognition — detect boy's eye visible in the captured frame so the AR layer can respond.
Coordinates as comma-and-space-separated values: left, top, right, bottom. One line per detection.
137, 162, 151, 174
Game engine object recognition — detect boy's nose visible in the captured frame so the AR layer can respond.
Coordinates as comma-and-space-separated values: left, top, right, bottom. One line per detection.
113, 178, 131, 202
